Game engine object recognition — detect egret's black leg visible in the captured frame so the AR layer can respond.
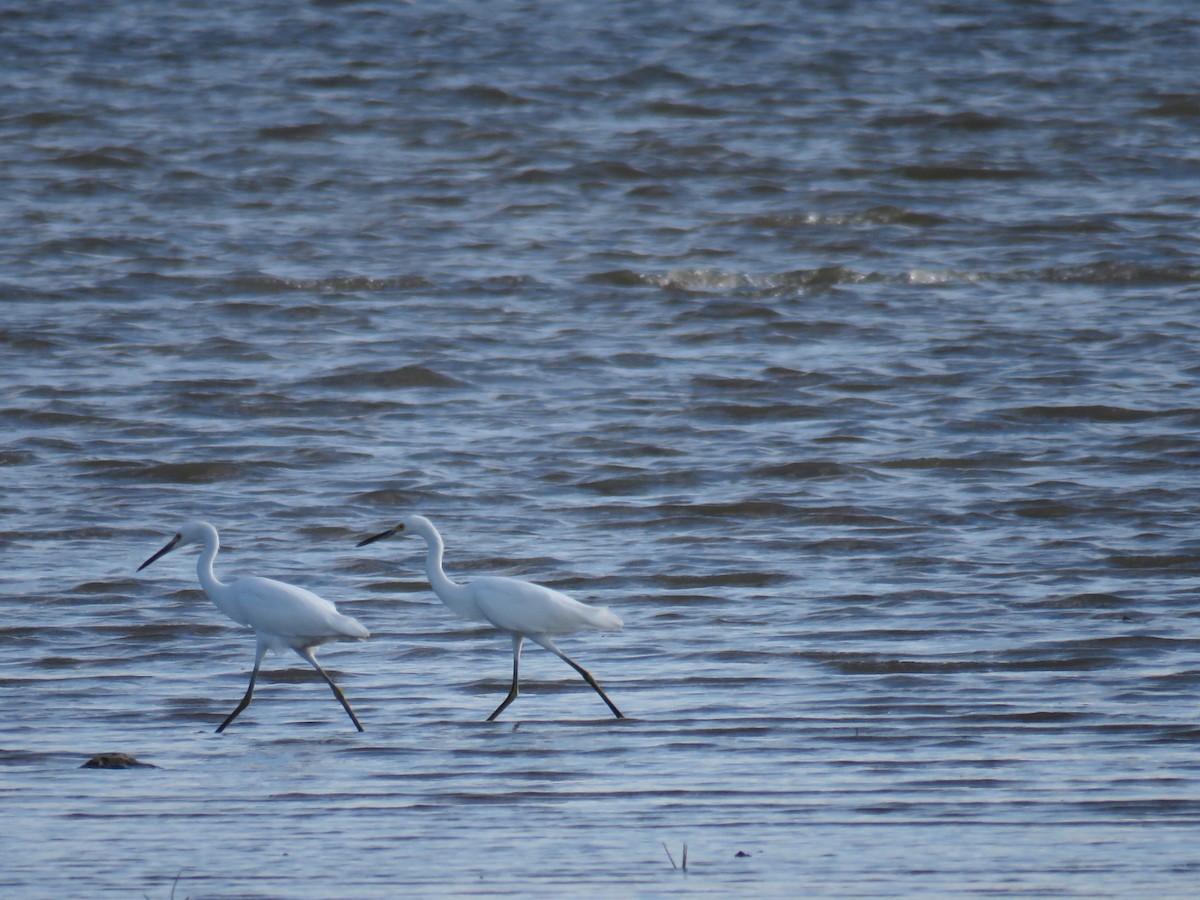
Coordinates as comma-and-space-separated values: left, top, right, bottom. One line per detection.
297, 648, 364, 732
541, 639, 623, 719
561, 653, 623, 718
487, 634, 523, 721
217, 642, 267, 733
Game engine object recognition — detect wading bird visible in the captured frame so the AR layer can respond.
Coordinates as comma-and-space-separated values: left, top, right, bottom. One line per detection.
357, 515, 623, 721
138, 521, 368, 732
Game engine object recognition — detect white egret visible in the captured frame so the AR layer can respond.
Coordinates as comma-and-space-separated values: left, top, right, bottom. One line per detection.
357, 515, 624, 721
138, 521, 369, 732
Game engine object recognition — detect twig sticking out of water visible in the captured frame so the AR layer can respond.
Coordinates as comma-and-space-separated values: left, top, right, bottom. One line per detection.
662, 843, 688, 872
143, 869, 186, 900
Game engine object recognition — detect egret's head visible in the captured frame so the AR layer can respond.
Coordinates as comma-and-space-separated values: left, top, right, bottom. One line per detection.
137, 521, 213, 571
356, 515, 431, 547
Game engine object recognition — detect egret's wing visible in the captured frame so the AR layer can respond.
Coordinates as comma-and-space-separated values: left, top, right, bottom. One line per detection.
232, 576, 369, 641
471, 576, 620, 636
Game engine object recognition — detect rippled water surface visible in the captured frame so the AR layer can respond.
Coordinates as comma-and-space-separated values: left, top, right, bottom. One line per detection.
4, 1, 1200, 897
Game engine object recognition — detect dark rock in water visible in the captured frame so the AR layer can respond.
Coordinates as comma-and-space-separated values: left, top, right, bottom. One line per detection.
734, 850, 751, 858
81, 752, 157, 769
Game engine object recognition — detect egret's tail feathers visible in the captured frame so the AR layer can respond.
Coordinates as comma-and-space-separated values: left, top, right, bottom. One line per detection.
335, 614, 370, 640
589, 606, 623, 632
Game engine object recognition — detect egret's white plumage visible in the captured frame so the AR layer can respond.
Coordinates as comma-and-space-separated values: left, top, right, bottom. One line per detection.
138, 521, 368, 732
357, 515, 623, 720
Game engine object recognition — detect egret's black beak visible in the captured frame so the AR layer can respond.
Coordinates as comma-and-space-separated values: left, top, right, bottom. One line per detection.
138, 533, 181, 571
356, 526, 399, 547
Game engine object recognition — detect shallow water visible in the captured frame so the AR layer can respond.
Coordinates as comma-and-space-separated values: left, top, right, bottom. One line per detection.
3, 1, 1200, 896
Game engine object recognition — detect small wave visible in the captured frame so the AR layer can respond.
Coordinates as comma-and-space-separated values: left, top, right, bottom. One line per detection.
1, 408, 102, 427
652, 500, 900, 527
256, 121, 340, 141
1007, 499, 1090, 520
878, 453, 1034, 471
0, 449, 37, 466
585, 265, 871, 292
452, 84, 531, 105
745, 206, 951, 229
309, 365, 468, 390
1035, 261, 1200, 284
1106, 553, 1199, 572
294, 73, 372, 90
581, 260, 1200, 291
568, 436, 687, 458
77, 459, 287, 484
691, 375, 773, 392
651, 571, 790, 589
1049, 636, 1186, 652
52, 146, 150, 170
569, 159, 651, 181
871, 111, 1019, 133
1003, 216, 1123, 236
810, 652, 1112, 675
195, 336, 277, 362
603, 63, 701, 89
749, 460, 871, 480
691, 402, 826, 423
575, 470, 703, 496
650, 593, 727, 606
217, 273, 433, 295
904, 268, 977, 285
655, 499, 802, 519
998, 404, 1171, 424
1139, 95, 1200, 119
6, 110, 92, 128
352, 487, 444, 508
678, 299, 781, 321
38, 235, 165, 256
103, 622, 227, 643
893, 163, 1031, 181
644, 99, 727, 118
1018, 592, 1130, 610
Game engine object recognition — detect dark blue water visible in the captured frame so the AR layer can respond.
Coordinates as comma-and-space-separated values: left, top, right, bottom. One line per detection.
3, 2, 1200, 897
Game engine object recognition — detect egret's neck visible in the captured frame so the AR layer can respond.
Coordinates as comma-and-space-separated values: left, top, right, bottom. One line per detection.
195, 525, 236, 617
419, 526, 473, 617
